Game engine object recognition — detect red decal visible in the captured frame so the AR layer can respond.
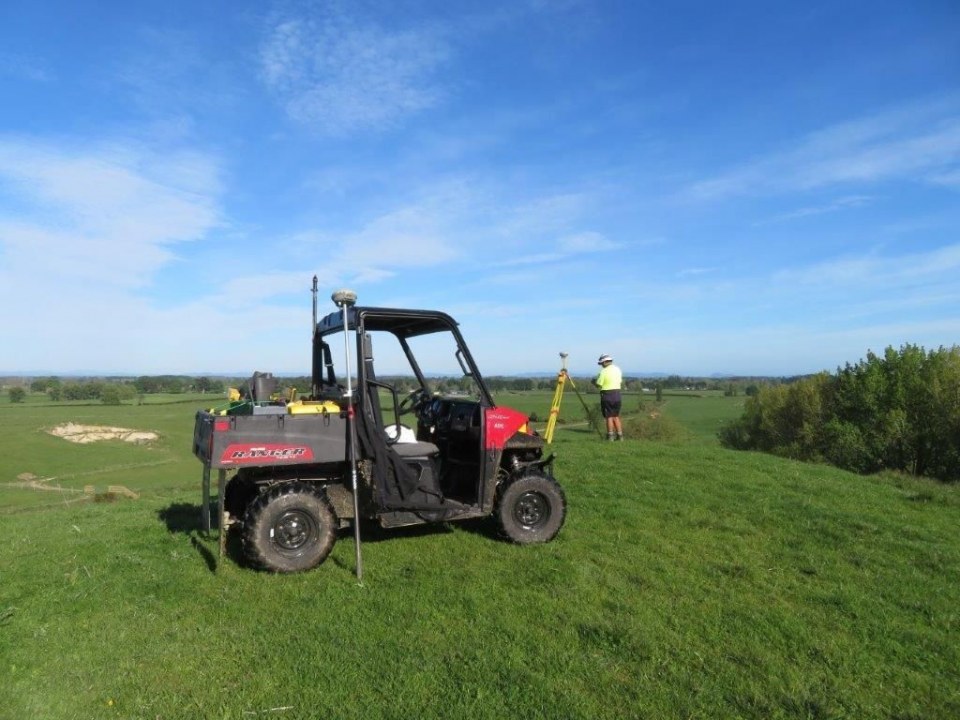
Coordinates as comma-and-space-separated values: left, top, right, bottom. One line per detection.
484, 407, 529, 450
220, 444, 314, 464
214, 419, 230, 432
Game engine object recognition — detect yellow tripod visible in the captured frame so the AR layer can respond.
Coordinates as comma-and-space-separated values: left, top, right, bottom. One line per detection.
545, 353, 602, 443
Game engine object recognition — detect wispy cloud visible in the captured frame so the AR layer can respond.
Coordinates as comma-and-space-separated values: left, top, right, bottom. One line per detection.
756, 194, 874, 225
496, 193, 592, 237
929, 168, 960, 188
493, 230, 618, 267
259, 9, 450, 134
676, 266, 716, 277
259, 192, 468, 292
683, 98, 960, 201
0, 52, 50, 82
0, 137, 222, 289
772, 242, 960, 289
113, 27, 235, 121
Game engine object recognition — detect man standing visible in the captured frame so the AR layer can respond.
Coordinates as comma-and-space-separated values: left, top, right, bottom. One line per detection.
594, 354, 623, 441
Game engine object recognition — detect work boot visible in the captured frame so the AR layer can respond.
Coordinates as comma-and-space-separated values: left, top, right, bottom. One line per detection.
616, 433, 624, 441
607, 432, 615, 442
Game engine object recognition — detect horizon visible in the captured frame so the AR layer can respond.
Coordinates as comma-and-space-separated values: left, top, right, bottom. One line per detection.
0, 366, 849, 382
1, 2, 958, 377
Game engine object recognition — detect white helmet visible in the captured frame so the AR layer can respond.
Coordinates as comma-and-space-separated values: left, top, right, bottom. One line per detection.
597, 354, 613, 365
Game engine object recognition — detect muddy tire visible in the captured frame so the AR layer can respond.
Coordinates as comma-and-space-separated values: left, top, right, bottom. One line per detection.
243, 482, 337, 573
496, 473, 566, 544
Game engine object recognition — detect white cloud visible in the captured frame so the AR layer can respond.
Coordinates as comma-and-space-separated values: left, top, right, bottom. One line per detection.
683, 98, 960, 201
676, 266, 716, 277
492, 230, 618, 268
205, 194, 469, 307
0, 221, 175, 289
259, 10, 450, 134
756, 195, 874, 225
0, 139, 221, 253
496, 192, 591, 238
772, 242, 960, 288
557, 231, 617, 253
0, 137, 224, 370
929, 169, 960, 188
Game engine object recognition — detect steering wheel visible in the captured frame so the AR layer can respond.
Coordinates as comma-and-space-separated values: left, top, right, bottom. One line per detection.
397, 389, 426, 416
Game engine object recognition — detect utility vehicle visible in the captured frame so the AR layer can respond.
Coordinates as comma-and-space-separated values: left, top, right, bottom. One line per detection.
192, 282, 565, 574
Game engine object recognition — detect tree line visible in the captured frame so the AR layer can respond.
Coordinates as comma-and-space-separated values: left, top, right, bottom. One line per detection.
10, 376, 228, 404
719, 344, 960, 483
9, 371, 794, 405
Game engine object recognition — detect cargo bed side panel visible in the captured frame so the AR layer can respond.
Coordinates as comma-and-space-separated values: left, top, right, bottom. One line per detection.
194, 411, 348, 470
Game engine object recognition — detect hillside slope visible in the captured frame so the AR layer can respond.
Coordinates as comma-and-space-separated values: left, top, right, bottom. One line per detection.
1, 416, 957, 719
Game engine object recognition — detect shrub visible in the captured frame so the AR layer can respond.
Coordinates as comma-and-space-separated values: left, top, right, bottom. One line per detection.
719, 344, 960, 482
623, 412, 688, 442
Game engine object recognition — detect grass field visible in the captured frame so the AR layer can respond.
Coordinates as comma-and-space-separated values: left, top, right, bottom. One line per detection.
1, 392, 958, 719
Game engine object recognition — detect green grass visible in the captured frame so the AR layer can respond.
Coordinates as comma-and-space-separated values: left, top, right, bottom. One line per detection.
641, 393, 747, 444
0, 399, 208, 512
1, 394, 958, 719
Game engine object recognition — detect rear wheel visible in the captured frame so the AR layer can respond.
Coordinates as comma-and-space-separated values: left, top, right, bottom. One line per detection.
243, 482, 337, 573
496, 473, 566, 544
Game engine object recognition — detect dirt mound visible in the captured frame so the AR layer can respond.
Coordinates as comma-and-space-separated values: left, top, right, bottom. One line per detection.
48, 423, 159, 445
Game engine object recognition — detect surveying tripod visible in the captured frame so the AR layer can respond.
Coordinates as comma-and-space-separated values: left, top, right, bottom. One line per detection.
544, 353, 603, 443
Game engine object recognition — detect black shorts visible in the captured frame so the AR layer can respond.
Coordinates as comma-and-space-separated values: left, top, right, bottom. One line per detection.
600, 390, 622, 418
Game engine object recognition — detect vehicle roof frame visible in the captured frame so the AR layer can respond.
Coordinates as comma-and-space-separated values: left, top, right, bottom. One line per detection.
316, 306, 495, 406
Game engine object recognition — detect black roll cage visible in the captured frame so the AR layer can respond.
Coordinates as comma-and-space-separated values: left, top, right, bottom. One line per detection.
312, 306, 496, 408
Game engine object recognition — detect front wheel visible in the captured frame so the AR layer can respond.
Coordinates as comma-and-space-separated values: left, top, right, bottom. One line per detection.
243, 482, 337, 573
496, 473, 566, 544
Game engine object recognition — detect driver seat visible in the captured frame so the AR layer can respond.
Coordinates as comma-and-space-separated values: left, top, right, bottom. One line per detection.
391, 440, 442, 503
391, 440, 439, 459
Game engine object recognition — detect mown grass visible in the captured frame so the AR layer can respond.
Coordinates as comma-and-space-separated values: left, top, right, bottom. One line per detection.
0, 398, 207, 512
1, 394, 958, 719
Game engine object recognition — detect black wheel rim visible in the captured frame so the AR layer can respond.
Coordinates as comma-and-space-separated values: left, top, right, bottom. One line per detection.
514, 491, 550, 530
272, 509, 318, 552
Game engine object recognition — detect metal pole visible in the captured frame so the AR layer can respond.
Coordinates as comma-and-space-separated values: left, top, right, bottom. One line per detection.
568, 371, 605, 439
311, 276, 318, 337
217, 469, 227, 562
311, 276, 319, 399
332, 289, 363, 583
201, 465, 211, 534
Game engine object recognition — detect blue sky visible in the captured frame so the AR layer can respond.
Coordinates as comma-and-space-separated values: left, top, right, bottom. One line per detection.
1, 0, 958, 377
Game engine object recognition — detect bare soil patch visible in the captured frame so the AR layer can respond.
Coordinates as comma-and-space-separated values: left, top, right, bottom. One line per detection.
48, 423, 159, 445
5, 472, 139, 502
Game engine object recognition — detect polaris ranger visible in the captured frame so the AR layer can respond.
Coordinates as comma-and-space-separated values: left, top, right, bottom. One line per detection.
192, 280, 565, 574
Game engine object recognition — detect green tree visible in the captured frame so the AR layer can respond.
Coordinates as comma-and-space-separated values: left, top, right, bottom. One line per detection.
9, 386, 26, 403
720, 344, 960, 482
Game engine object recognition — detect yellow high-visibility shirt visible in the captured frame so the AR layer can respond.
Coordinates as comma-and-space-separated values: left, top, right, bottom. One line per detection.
595, 364, 622, 391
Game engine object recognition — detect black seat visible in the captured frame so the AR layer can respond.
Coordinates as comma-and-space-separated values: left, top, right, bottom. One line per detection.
391, 441, 439, 459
